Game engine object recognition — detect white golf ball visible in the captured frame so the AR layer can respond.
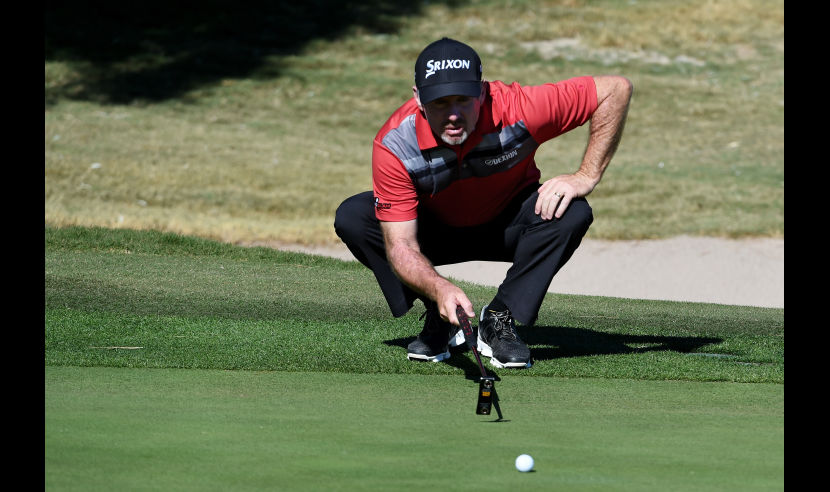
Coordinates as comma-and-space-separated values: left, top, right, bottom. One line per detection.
515, 454, 534, 472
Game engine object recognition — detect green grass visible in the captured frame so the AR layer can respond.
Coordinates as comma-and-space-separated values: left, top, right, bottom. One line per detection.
46, 366, 783, 491
44, 0, 784, 244
45, 2, 784, 485
46, 226, 783, 382
45, 226, 783, 489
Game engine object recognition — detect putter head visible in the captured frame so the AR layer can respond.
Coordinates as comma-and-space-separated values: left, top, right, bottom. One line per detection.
476, 376, 495, 415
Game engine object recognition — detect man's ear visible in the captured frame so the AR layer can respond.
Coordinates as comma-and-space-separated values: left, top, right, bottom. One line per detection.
413, 86, 424, 111
478, 81, 486, 103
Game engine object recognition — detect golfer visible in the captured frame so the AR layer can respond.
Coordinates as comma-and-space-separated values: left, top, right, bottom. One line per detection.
335, 37, 632, 368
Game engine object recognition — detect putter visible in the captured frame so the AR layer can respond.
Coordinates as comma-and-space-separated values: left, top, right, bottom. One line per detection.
456, 306, 504, 420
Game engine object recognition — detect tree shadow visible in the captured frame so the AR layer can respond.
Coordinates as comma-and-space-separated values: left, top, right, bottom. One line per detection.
384, 324, 722, 377
45, 0, 469, 105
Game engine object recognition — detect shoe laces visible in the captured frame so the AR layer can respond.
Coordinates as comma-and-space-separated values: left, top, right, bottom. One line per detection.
489, 309, 519, 342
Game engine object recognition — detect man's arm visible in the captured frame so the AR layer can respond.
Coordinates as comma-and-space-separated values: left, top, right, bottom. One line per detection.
536, 75, 633, 220
380, 219, 474, 325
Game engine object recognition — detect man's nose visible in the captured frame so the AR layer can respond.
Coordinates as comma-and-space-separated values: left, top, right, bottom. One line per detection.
446, 105, 462, 119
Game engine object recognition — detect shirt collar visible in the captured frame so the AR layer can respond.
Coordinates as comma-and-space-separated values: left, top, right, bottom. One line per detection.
415, 109, 440, 150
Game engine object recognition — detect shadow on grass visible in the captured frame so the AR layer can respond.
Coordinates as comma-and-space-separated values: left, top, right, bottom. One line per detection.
384, 324, 723, 380
520, 325, 723, 361
45, 0, 469, 105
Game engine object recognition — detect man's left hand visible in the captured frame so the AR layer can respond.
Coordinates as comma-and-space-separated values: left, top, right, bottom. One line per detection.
535, 172, 595, 220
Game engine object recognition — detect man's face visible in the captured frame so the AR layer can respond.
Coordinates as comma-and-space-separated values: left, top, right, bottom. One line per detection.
414, 87, 484, 146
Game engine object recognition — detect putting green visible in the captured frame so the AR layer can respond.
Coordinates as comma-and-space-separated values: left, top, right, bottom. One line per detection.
45, 366, 782, 491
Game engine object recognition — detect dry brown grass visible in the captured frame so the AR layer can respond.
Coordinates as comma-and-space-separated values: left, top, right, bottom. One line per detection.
45, 0, 783, 244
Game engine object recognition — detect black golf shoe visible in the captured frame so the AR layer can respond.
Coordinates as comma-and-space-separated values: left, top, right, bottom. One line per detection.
406, 302, 465, 362
477, 305, 532, 368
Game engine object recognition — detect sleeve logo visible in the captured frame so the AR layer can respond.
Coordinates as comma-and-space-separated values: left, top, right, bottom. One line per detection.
374, 197, 391, 210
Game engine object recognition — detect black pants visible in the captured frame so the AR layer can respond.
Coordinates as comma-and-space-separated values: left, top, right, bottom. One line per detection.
333, 185, 593, 325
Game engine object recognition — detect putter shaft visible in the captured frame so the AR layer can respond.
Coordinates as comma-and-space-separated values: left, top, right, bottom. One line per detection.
456, 306, 488, 378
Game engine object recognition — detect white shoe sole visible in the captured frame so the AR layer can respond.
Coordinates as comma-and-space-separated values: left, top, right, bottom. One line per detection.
407, 350, 450, 362
407, 325, 464, 363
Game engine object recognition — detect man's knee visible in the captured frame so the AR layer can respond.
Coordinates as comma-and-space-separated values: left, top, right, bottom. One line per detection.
526, 197, 593, 244
528, 197, 593, 235
334, 191, 375, 244
561, 198, 593, 233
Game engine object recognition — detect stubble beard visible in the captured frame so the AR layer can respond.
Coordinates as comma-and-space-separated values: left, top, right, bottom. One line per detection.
440, 122, 474, 146
440, 131, 469, 146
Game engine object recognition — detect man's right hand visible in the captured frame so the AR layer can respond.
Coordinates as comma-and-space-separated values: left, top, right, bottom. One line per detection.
435, 286, 474, 326
380, 219, 474, 326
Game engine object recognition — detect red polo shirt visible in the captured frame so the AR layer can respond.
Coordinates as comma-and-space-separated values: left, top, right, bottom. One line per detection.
372, 77, 597, 227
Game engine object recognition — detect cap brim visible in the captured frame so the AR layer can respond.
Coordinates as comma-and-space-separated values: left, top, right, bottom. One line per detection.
418, 81, 481, 104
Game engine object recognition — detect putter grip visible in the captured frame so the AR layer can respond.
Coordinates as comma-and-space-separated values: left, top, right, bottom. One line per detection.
456, 305, 475, 339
